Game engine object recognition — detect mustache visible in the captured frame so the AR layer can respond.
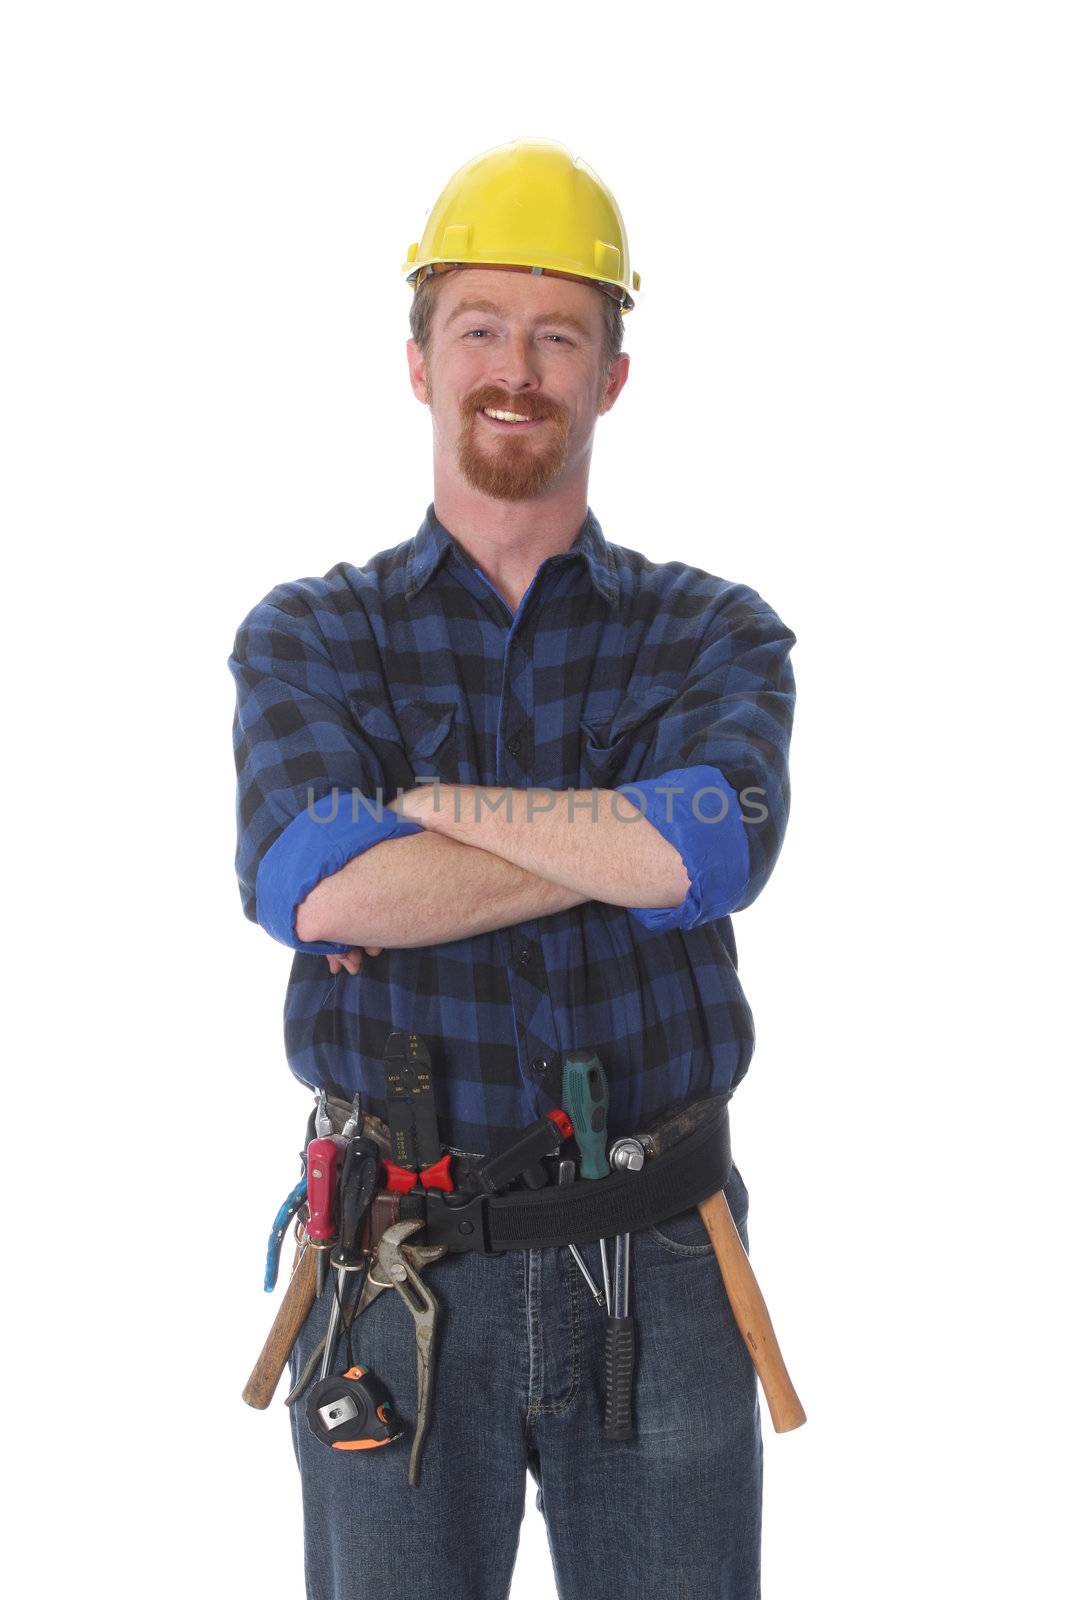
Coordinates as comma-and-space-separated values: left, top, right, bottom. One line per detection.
463, 388, 566, 425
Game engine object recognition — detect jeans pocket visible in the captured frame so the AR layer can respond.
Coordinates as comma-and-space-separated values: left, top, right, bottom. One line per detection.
648, 1204, 717, 1257
645, 1163, 749, 1258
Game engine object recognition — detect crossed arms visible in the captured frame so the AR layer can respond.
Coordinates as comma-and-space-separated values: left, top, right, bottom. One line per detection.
294, 784, 691, 950
228, 584, 795, 957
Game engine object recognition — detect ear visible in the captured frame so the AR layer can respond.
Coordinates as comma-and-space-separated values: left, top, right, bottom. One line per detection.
407, 338, 431, 405
597, 351, 630, 416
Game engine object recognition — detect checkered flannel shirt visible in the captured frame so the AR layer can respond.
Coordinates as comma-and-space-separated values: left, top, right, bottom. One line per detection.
228, 503, 796, 1158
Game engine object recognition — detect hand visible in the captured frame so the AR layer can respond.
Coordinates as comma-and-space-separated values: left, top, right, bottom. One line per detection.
326, 945, 383, 976
387, 782, 451, 828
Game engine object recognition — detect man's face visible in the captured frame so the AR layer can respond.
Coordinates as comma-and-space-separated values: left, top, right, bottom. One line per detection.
406, 267, 629, 503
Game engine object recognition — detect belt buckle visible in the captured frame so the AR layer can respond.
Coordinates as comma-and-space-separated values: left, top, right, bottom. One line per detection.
423, 1191, 500, 1254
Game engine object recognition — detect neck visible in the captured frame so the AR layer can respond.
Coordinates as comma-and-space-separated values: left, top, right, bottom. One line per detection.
430, 475, 591, 612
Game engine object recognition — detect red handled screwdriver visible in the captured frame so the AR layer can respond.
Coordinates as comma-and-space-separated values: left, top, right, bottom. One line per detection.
306, 1090, 343, 1298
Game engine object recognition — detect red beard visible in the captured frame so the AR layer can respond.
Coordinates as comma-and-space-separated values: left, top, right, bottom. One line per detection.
453, 386, 572, 502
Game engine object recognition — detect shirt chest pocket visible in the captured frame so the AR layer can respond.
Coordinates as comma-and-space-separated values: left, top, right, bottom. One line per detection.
349, 695, 457, 788
578, 685, 676, 787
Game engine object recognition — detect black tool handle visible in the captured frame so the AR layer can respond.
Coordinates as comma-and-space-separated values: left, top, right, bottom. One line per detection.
472, 1117, 563, 1194
333, 1137, 379, 1266
604, 1315, 635, 1441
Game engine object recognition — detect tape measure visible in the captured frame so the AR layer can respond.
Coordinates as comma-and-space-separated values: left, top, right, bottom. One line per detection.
306, 1366, 402, 1451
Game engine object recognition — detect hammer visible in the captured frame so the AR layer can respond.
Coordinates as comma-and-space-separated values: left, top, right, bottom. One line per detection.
634, 1095, 806, 1434
698, 1188, 806, 1432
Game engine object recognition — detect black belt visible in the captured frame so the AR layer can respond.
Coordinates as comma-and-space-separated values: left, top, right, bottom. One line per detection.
413, 1091, 733, 1254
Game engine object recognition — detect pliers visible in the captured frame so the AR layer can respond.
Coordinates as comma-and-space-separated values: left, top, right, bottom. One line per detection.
264, 1174, 309, 1293
353, 1237, 447, 1320
283, 1230, 446, 1411
376, 1219, 442, 1488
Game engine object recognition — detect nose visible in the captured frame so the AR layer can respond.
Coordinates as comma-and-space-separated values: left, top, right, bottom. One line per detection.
491, 328, 540, 393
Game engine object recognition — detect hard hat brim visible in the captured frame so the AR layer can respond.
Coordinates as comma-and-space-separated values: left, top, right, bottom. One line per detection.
406, 259, 635, 313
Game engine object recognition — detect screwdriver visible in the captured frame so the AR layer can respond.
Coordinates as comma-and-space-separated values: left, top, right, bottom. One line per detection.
562, 1051, 612, 1305
307, 1092, 365, 1297
319, 1125, 379, 1381
306, 1091, 343, 1299
604, 1137, 644, 1440
558, 1158, 606, 1308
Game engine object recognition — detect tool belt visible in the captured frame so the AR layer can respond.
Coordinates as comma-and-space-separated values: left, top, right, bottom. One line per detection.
248, 1065, 806, 1456
315, 1087, 733, 1256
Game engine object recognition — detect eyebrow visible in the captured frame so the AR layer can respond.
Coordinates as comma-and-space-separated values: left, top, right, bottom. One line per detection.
442, 297, 593, 337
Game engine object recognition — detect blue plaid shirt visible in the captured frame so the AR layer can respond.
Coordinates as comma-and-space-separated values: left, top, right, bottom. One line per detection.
228, 504, 796, 1157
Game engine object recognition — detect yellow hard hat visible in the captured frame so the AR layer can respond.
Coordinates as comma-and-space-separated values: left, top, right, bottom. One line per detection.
404, 138, 640, 312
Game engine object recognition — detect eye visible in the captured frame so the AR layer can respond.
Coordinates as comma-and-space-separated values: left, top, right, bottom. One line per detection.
543, 333, 573, 345
462, 328, 491, 339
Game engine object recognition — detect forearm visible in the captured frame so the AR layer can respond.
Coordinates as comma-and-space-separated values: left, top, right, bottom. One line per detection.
295, 827, 590, 948
395, 783, 690, 909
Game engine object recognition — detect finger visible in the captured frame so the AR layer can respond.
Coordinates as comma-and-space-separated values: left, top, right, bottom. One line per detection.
364, 946, 383, 958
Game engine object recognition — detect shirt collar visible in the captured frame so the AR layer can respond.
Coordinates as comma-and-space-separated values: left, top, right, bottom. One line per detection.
404, 502, 619, 610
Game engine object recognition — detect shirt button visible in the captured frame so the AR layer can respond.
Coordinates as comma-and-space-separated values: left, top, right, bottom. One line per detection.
516, 947, 530, 968
506, 734, 523, 759
530, 1058, 548, 1077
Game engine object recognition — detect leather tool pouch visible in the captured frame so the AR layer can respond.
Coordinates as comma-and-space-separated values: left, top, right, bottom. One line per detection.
360, 1189, 402, 1256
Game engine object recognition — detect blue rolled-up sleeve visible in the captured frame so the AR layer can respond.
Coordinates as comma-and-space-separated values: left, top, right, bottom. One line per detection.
256, 797, 424, 953
615, 586, 796, 931
620, 765, 750, 931
228, 590, 421, 953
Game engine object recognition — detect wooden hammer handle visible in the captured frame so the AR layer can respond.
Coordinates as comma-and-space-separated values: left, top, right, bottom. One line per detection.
242, 1240, 318, 1410
698, 1189, 807, 1433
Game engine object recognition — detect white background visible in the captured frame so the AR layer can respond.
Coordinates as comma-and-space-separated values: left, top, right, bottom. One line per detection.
3, 3, 1064, 1596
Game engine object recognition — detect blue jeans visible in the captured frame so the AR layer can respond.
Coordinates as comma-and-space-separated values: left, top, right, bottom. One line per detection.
287, 1163, 761, 1599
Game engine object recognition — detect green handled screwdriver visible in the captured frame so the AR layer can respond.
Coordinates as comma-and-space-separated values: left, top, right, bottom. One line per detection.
562, 1051, 612, 1302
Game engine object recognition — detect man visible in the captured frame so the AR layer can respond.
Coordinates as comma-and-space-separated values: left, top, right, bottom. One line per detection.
229, 139, 796, 1600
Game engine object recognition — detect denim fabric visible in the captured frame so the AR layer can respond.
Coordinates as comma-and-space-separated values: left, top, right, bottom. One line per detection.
287, 1163, 761, 1599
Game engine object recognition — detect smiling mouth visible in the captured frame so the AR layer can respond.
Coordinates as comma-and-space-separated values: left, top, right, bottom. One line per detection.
479, 407, 545, 430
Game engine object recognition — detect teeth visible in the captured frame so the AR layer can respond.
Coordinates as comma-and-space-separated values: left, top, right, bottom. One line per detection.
483, 408, 535, 423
